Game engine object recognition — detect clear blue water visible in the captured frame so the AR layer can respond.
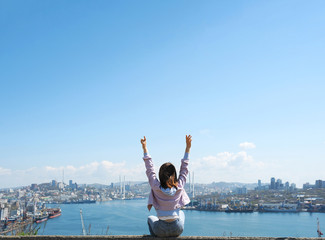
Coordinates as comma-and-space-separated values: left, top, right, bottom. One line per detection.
39, 199, 325, 237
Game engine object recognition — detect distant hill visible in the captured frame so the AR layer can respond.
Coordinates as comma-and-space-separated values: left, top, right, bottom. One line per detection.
208, 181, 258, 190
73, 181, 258, 190
1, 181, 260, 191
87, 181, 147, 188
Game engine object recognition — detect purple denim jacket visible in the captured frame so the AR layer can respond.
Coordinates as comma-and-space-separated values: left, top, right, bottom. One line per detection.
143, 154, 190, 211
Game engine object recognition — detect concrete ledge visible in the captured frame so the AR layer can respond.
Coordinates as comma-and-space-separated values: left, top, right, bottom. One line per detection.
0, 236, 323, 240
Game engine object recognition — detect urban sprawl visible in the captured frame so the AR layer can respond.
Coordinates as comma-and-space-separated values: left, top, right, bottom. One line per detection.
1, 177, 325, 234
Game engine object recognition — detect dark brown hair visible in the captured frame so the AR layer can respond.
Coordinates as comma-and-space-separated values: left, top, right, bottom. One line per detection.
159, 162, 178, 189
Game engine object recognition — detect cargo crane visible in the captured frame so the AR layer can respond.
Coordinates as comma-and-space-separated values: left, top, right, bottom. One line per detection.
317, 218, 323, 237
80, 209, 86, 236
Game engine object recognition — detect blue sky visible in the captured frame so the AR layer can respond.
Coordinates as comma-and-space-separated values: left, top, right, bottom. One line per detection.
0, 0, 324, 188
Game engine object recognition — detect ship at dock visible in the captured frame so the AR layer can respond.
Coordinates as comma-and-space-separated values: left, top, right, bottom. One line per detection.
61, 199, 96, 204
34, 212, 48, 224
1, 201, 62, 235
225, 207, 254, 213
47, 208, 61, 219
258, 203, 298, 213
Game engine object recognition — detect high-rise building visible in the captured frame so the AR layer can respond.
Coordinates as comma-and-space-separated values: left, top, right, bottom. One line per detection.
276, 179, 283, 189
270, 177, 275, 189
69, 180, 73, 187
31, 184, 38, 191
315, 180, 323, 188
51, 180, 57, 187
258, 180, 261, 189
303, 182, 310, 189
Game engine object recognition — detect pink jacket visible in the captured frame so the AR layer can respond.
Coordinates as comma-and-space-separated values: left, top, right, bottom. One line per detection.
143, 155, 190, 211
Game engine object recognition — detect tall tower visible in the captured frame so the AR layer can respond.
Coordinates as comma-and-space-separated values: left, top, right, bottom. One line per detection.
119, 176, 122, 199
188, 172, 191, 195
192, 172, 195, 198
123, 176, 126, 199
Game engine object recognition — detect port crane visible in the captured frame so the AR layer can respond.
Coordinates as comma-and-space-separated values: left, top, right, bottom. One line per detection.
317, 218, 323, 237
80, 209, 86, 236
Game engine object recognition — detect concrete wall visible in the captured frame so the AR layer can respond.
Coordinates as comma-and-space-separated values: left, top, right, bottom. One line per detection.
0, 236, 323, 240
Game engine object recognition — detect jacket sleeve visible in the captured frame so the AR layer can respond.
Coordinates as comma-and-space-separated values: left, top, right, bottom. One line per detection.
143, 154, 161, 190
178, 153, 189, 188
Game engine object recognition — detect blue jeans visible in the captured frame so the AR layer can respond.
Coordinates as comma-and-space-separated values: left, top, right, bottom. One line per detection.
147, 210, 185, 237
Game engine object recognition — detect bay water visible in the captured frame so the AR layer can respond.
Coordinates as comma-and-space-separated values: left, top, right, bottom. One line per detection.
40, 199, 324, 237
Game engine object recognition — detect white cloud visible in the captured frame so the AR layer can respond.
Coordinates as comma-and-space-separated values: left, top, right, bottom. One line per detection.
45, 166, 58, 171
190, 150, 266, 183
0, 167, 11, 176
239, 142, 256, 149
66, 165, 77, 172
42, 160, 142, 184
0, 161, 145, 188
192, 151, 261, 170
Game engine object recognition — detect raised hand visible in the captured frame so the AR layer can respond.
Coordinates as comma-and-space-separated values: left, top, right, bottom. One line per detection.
186, 135, 192, 153
140, 136, 148, 154
140, 136, 146, 147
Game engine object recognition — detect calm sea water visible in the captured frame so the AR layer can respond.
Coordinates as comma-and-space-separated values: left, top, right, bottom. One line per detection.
39, 199, 324, 237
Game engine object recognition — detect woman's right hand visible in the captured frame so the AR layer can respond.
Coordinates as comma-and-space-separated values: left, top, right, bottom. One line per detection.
186, 135, 192, 152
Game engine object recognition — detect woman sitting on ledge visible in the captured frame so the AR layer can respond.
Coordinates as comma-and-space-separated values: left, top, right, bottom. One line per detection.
141, 135, 192, 237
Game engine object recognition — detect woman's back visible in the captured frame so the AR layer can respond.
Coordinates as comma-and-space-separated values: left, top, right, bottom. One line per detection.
141, 135, 192, 237
144, 153, 190, 211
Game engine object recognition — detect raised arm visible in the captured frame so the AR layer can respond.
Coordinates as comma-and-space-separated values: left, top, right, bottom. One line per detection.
178, 135, 192, 187
141, 136, 160, 190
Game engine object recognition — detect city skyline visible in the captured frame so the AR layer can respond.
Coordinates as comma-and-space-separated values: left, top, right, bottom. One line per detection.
1, 175, 324, 191
1, 1, 325, 188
